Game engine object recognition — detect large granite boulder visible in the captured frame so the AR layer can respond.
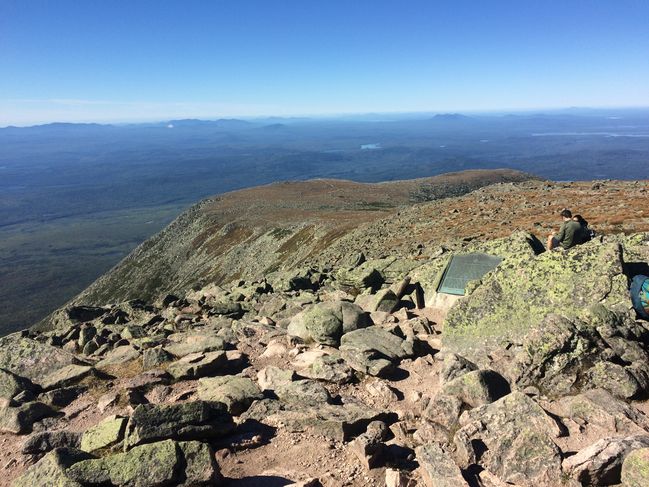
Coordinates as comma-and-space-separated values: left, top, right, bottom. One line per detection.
287, 300, 371, 346
197, 376, 263, 415
443, 239, 649, 398
453, 391, 563, 485
71, 439, 220, 485
124, 401, 235, 449
12, 447, 92, 487
0, 335, 84, 386
339, 327, 414, 377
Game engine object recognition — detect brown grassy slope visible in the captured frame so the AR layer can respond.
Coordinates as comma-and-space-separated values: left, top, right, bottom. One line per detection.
52, 169, 531, 312
311, 179, 649, 265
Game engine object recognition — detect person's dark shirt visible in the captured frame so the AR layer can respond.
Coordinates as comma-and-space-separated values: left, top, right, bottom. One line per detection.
556, 220, 584, 249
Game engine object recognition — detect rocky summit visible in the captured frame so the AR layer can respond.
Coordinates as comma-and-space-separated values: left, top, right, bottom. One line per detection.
3, 171, 649, 486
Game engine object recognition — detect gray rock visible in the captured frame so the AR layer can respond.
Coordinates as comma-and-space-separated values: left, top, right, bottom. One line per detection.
287, 301, 370, 346
562, 435, 649, 485
167, 351, 227, 380
246, 400, 392, 441
339, 327, 414, 377
0, 368, 35, 403
453, 391, 562, 485
622, 447, 649, 487
39, 364, 93, 391
67, 439, 179, 486
439, 369, 510, 408
299, 354, 355, 384
440, 353, 478, 383
80, 415, 128, 453
177, 440, 222, 486
556, 388, 649, 436
124, 401, 234, 449
0, 335, 82, 384
141, 346, 174, 369
22, 430, 82, 455
275, 379, 331, 406
0, 401, 57, 434
197, 376, 263, 415
12, 447, 92, 487
164, 334, 225, 358
416, 443, 467, 487
95, 346, 140, 371
257, 366, 295, 391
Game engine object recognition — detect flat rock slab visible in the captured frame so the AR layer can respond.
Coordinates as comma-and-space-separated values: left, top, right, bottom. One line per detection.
0, 401, 57, 434
80, 415, 128, 453
563, 435, 649, 485
40, 364, 94, 391
168, 351, 227, 380
125, 400, 235, 449
68, 439, 179, 486
12, 447, 92, 487
416, 443, 467, 487
244, 399, 392, 441
0, 335, 83, 383
339, 327, 414, 377
197, 376, 263, 415
95, 346, 141, 371
164, 334, 225, 358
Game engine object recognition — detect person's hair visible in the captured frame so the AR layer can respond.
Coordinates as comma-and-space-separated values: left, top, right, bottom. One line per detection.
573, 214, 587, 225
560, 209, 572, 218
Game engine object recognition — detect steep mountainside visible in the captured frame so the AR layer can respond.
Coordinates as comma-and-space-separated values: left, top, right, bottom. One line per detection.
49, 169, 531, 319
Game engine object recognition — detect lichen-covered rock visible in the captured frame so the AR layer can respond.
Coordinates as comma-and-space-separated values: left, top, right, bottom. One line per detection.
167, 351, 227, 380
197, 376, 263, 415
0, 335, 83, 384
177, 441, 221, 486
244, 400, 393, 441
454, 391, 562, 485
22, 430, 82, 455
141, 346, 174, 369
299, 354, 355, 384
287, 301, 371, 346
562, 435, 649, 485
164, 334, 225, 358
80, 415, 128, 453
416, 443, 467, 487
257, 366, 295, 391
0, 401, 57, 434
555, 388, 649, 436
439, 369, 510, 408
67, 439, 179, 486
39, 364, 93, 391
622, 447, 649, 487
124, 401, 235, 449
0, 368, 35, 403
13, 447, 92, 487
442, 239, 649, 399
95, 346, 140, 371
339, 327, 413, 377
274, 379, 331, 406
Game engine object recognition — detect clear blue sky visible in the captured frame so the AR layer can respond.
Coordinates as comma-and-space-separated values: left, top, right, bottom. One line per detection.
1, 0, 648, 125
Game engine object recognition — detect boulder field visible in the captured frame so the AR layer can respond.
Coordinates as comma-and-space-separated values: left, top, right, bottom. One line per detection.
3, 230, 649, 484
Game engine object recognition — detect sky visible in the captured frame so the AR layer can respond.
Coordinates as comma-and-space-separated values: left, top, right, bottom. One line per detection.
1, 0, 648, 125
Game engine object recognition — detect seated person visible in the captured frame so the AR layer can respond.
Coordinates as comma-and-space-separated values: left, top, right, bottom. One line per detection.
547, 209, 584, 250
573, 214, 594, 242
630, 274, 649, 320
